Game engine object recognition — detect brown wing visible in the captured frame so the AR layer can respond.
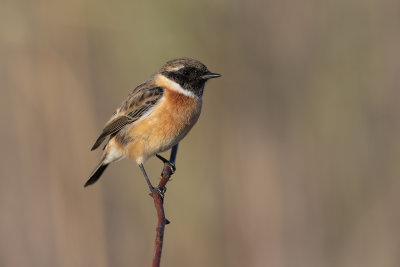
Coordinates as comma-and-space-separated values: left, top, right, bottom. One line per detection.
91, 85, 164, 150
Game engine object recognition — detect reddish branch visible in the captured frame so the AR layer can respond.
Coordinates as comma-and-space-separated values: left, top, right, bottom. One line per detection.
150, 144, 178, 267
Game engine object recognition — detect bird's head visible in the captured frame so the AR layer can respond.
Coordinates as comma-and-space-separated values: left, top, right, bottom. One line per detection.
158, 58, 221, 98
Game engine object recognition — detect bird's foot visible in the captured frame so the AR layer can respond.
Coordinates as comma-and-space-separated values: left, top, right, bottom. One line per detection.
156, 154, 176, 174
149, 186, 166, 199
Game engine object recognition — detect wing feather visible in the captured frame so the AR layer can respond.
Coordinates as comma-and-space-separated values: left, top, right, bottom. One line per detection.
91, 115, 132, 150
91, 85, 164, 150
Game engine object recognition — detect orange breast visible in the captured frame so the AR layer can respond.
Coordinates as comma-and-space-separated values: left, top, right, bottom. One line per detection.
125, 88, 202, 163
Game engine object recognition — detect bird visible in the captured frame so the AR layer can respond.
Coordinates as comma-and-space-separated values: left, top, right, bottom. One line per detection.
84, 57, 221, 191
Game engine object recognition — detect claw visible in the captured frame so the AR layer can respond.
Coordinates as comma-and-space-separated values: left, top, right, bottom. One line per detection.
149, 186, 166, 199
156, 154, 176, 173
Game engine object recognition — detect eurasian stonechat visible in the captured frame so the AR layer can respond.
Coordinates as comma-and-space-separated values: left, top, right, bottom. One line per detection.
85, 58, 221, 190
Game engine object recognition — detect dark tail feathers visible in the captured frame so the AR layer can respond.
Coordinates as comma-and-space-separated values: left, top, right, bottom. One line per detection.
84, 164, 109, 187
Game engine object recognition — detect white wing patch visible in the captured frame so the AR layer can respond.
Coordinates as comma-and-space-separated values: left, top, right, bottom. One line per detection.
132, 98, 163, 124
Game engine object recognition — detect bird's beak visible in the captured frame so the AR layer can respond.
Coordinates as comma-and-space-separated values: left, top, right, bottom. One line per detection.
202, 72, 221, 80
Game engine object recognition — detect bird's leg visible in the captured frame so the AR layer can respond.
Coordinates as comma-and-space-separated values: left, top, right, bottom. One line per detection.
139, 163, 165, 197
156, 154, 176, 174
139, 163, 155, 191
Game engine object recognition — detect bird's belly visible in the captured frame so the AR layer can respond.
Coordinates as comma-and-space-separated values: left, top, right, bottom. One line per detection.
125, 95, 201, 163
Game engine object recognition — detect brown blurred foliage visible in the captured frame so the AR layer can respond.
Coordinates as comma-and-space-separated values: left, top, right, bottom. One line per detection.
1, 0, 400, 266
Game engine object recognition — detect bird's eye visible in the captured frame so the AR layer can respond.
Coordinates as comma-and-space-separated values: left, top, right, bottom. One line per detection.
182, 69, 190, 76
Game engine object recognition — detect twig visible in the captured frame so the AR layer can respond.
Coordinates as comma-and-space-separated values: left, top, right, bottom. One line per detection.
151, 144, 178, 267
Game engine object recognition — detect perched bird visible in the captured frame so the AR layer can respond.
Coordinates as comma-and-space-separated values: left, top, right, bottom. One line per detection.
85, 58, 221, 190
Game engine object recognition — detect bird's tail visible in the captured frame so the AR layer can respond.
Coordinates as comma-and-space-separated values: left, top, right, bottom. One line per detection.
85, 140, 124, 187
84, 163, 109, 187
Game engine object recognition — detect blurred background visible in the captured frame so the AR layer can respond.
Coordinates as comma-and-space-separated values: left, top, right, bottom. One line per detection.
1, 0, 399, 266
